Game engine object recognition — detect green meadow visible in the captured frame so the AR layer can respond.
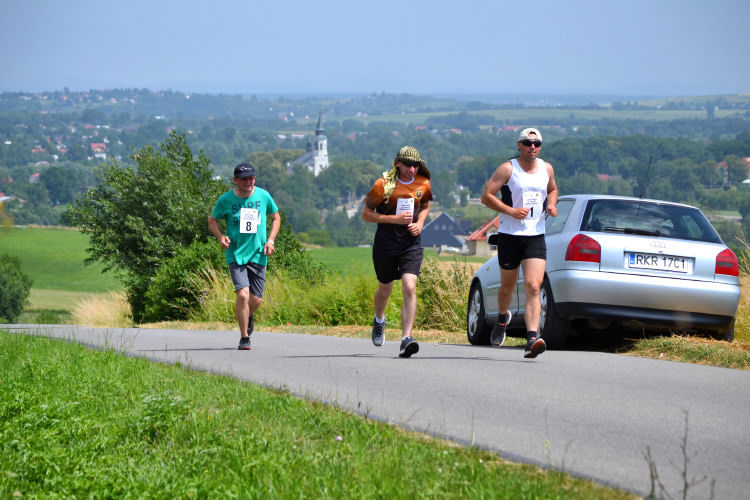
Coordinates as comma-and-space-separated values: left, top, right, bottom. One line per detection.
354, 106, 746, 126
0, 226, 122, 323
0, 226, 121, 293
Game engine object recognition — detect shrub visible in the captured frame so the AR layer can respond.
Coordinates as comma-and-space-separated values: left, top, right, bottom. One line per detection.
0, 253, 33, 322
70, 132, 226, 322
267, 211, 328, 284
143, 241, 225, 322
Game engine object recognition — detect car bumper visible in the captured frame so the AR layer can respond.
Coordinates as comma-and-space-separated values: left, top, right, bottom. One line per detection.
548, 269, 740, 326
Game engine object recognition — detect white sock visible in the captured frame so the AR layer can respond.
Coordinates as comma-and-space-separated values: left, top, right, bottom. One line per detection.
374, 315, 385, 324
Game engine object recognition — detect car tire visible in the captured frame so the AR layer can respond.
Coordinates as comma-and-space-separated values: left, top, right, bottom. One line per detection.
539, 277, 569, 349
711, 320, 735, 342
467, 280, 491, 345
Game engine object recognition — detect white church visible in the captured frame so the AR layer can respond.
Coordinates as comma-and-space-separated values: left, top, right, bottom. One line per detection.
290, 108, 329, 176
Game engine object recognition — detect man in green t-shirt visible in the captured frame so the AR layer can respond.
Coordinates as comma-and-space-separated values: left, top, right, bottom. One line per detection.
208, 162, 280, 350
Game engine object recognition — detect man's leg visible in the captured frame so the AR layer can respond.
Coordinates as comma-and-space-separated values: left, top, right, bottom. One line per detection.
374, 281, 394, 320
398, 273, 420, 358
400, 273, 418, 339
520, 258, 547, 358
491, 267, 519, 346
371, 280, 392, 346
236, 287, 251, 338
497, 267, 519, 316
520, 258, 546, 331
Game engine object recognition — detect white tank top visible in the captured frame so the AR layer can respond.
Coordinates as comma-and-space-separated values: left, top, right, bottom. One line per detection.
498, 158, 549, 236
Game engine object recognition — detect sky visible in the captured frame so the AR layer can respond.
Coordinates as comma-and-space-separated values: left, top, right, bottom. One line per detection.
2, 0, 749, 97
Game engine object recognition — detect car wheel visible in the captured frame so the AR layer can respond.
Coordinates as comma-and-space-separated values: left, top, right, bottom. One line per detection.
467, 280, 491, 345
539, 277, 569, 349
711, 319, 735, 342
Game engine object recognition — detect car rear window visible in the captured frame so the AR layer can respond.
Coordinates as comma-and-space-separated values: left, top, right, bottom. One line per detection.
580, 199, 722, 243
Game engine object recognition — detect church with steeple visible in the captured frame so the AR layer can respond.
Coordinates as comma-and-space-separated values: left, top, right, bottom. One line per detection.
290, 108, 329, 176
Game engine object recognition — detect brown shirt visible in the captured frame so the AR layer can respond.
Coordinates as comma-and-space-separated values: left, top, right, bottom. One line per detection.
365, 174, 433, 255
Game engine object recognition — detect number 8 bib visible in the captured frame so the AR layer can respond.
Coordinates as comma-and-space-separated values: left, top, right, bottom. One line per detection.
239, 208, 259, 234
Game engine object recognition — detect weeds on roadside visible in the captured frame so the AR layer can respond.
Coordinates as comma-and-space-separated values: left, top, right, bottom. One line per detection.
417, 256, 474, 332
644, 411, 715, 500
71, 290, 133, 327
185, 259, 473, 333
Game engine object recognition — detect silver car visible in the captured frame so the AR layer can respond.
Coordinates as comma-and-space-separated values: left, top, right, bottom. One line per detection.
466, 194, 741, 348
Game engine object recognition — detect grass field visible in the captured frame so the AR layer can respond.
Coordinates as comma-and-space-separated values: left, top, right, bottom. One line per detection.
0, 226, 121, 292
353, 107, 746, 126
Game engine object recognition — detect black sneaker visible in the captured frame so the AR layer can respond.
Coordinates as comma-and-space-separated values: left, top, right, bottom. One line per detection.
238, 336, 251, 350
491, 311, 511, 346
371, 318, 385, 347
524, 336, 546, 359
398, 336, 419, 358
248, 312, 254, 335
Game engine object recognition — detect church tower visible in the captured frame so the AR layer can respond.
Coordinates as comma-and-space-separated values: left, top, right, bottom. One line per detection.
311, 108, 329, 176
289, 108, 330, 176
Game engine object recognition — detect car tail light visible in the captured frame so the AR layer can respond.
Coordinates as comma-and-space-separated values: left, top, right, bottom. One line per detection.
565, 234, 601, 263
715, 248, 739, 276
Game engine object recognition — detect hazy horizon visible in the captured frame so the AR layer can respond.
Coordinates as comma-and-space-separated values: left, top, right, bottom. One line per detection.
2, 0, 748, 97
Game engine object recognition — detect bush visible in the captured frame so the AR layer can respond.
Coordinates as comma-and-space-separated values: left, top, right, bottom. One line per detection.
267, 211, 327, 284
143, 241, 225, 322
70, 132, 226, 322
0, 253, 33, 322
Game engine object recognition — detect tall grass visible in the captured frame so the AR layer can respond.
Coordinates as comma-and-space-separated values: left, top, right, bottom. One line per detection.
71, 291, 133, 327
186, 258, 471, 334
417, 257, 474, 331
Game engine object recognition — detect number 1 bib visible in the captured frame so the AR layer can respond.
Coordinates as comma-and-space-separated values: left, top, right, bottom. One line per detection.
523, 191, 543, 220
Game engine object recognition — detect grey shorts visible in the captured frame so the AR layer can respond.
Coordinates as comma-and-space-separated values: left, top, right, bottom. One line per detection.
228, 262, 266, 298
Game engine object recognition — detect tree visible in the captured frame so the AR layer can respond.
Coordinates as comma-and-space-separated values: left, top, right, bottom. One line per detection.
41, 165, 89, 205
0, 252, 32, 322
725, 155, 749, 187
70, 131, 226, 321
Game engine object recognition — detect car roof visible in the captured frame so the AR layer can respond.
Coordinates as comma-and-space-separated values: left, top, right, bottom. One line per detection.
558, 194, 698, 210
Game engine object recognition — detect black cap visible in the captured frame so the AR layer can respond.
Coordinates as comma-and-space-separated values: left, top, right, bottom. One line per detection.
234, 163, 256, 179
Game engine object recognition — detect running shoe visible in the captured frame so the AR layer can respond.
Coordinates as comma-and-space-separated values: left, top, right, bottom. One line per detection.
524, 336, 546, 358
248, 312, 254, 335
371, 318, 385, 347
490, 311, 511, 346
398, 336, 419, 358
238, 336, 251, 350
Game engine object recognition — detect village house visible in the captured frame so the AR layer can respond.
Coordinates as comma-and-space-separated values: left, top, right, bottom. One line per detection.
465, 216, 499, 257
421, 213, 471, 254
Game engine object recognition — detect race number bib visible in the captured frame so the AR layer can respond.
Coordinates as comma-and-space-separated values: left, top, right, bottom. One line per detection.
239, 208, 259, 234
522, 191, 543, 220
396, 197, 414, 215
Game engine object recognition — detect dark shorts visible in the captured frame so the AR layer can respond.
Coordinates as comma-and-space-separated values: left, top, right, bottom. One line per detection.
496, 233, 546, 270
372, 247, 424, 283
228, 262, 266, 297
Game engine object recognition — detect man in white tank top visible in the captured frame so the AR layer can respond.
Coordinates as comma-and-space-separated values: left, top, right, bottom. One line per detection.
480, 128, 558, 358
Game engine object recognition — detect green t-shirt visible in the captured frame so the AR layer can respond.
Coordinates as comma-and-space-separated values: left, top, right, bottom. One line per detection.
211, 187, 279, 266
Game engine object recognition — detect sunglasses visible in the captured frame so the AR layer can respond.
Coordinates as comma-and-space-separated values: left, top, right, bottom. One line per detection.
520, 140, 542, 147
400, 160, 421, 168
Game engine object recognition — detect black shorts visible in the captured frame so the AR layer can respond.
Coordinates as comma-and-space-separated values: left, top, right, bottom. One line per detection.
496, 233, 546, 270
372, 247, 424, 283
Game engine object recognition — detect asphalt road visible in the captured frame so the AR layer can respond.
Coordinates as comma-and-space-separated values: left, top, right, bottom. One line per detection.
4, 324, 750, 499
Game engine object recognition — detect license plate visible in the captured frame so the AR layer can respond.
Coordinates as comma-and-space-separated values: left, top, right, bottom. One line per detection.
627, 252, 692, 273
